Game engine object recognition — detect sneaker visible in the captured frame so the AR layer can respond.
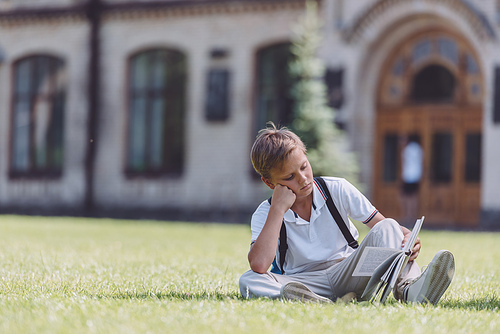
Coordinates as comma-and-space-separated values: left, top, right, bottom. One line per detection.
280, 281, 332, 303
399, 250, 455, 305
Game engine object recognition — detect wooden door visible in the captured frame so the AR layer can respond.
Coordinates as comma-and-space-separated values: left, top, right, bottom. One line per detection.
374, 106, 482, 227
373, 30, 483, 227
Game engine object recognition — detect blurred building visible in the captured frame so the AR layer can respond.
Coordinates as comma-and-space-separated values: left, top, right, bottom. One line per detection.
0, 0, 499, 228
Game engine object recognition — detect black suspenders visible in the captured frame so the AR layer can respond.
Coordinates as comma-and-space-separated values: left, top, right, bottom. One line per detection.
315, 177, 359, 249
269, 177, 359, 274
278, 220, 288, 275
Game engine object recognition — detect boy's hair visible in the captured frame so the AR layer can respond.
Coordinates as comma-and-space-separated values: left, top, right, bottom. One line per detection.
251, 122, 306, 180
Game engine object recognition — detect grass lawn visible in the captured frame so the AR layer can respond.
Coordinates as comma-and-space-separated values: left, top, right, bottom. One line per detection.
0, 215, 498, 333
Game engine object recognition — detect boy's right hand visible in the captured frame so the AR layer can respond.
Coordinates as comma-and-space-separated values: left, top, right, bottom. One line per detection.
271, 184, 296, 213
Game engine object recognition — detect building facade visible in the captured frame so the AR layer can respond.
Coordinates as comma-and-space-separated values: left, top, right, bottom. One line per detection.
0, 0, 499, 228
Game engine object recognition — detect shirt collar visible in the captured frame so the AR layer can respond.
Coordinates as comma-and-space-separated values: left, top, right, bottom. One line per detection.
312, 178, 328, 211
283, 209, 298, 223
283, 179, 328, 223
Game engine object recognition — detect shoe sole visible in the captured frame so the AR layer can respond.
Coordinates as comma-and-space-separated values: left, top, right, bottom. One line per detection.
281, 282, 332, 303
406, 250, 455, 305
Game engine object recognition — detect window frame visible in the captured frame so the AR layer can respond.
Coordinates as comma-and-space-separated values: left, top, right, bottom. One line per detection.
9, 54, 66, 179
254, 42, 296, 133
124, 48, 187, 178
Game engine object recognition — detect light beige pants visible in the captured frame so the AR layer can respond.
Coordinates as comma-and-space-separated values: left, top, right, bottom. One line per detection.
239, 218, 421, 300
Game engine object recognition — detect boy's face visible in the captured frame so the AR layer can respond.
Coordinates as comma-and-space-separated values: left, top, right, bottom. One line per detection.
263, 148, 314, 200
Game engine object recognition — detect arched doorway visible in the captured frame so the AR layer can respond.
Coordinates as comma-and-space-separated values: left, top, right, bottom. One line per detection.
373, 30, 483, 227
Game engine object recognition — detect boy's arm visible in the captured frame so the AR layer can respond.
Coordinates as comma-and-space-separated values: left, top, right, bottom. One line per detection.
364, 212, 385, 229
248, 184, 295, 274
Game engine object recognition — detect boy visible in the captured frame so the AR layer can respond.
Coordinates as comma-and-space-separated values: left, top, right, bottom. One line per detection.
239, 124, 455, 304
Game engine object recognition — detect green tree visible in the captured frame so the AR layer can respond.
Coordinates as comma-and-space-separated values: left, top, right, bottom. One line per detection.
289, 0, 360, 185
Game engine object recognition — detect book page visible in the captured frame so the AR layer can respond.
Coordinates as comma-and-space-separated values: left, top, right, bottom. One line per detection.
352, 247, 401, 276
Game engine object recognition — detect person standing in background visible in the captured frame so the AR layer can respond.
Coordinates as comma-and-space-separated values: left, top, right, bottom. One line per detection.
401, 134, 423, 225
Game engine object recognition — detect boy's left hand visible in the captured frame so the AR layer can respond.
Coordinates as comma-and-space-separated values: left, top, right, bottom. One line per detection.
402, 227, 421, 262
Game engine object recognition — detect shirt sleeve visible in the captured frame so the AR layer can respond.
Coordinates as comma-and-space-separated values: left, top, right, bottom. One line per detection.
250, 200, 271, 244
336, 178, 378, 224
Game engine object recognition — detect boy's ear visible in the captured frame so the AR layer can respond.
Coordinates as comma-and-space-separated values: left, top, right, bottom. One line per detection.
261, 177, 275, 190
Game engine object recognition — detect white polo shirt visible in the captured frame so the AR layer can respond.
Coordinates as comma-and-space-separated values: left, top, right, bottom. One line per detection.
250, 177, 378, 275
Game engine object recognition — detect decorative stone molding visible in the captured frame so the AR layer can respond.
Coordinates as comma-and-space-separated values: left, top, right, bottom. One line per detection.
0, 5, 86, 26
102, 0, 307, 20
343, 0, 496, 43
0, 0, 308, 25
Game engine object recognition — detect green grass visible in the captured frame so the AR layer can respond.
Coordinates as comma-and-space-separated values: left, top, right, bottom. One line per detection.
0, 215, 498, 333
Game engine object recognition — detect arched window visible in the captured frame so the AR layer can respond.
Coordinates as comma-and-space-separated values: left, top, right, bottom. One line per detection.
411, 65, 456, 103
497, 0, 500, 24
10, 55, 66, 177
379, 33, 482, 106
254, 43, 295, 131
126, 48, 187, 176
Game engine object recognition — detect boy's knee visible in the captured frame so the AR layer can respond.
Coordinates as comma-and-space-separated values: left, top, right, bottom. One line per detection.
373, 218, 401, 234
239, 270, 251, 286
238, 270, 255, 297
367, 218, 404, 248
239, 270, 282, 300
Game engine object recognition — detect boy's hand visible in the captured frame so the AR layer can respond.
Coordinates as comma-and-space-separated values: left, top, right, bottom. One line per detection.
271, 184, 296, 213
402, 228, 421, 262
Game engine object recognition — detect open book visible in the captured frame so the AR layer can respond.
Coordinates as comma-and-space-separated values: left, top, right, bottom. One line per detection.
353, 216, 425, 303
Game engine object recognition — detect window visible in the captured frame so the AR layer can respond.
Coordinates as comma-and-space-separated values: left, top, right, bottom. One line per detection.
497, 0, 500, 24
412, 39, 432, 64
381, 33, 482, 106
382, 134, 399, 182
392, 57, 404, 76
126, 49, 186, 176
437, 37, 458, 65
10, 55, 66, 177
431, 133, 453, 183
466, 54, 479, 74
465, 133, 481, 182
411, 65, 455, 103
255, 43, 296, 131
325, 68, 344, 109
205, 69, 230, 121
494, 66, 500, 123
